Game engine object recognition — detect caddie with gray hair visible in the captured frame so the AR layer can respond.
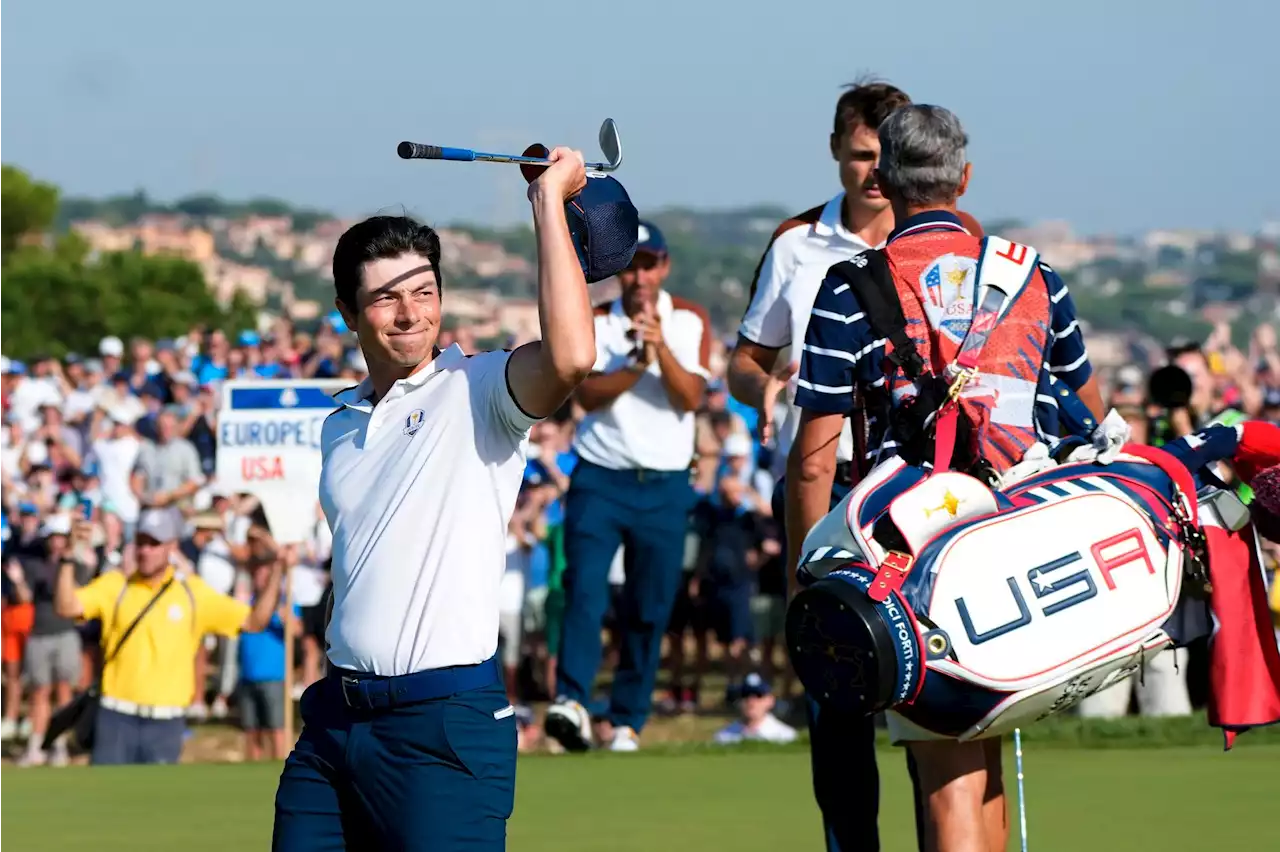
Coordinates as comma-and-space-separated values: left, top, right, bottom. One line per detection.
875, 104, 972, 208
787, 102, 1108, 852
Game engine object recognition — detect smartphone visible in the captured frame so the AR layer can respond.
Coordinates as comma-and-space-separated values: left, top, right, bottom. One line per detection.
79, 497, 94, 522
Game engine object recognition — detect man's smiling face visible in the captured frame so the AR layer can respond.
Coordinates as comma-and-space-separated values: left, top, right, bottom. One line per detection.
340, 253, 442, 372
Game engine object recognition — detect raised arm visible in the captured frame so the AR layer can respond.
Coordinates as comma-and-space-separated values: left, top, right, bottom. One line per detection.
505, 148, 597, 419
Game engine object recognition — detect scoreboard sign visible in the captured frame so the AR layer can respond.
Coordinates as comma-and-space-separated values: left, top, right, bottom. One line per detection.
216, 379, 348, 543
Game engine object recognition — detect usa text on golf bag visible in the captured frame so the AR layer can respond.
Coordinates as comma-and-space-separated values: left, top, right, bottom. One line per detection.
785, 444, 1211, 741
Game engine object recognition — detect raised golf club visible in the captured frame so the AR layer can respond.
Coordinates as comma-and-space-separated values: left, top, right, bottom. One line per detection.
398, 118, 622, 177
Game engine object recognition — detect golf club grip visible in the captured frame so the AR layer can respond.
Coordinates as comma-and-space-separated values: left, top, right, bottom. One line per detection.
397, 142, 476, 162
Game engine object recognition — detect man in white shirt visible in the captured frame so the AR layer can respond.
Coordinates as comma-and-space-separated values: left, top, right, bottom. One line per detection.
272, 148, 628, 852
713, 672, 797, 746
544, 222, 711, 754
5, 361, 63, 434
726, 79, 936, 852
91, 408, 143, 540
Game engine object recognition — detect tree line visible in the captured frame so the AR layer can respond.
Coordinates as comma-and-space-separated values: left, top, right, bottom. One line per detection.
1, 165, 258, 361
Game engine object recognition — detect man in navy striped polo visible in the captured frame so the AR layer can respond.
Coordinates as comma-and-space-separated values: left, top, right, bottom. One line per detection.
790, 104, 1104, 852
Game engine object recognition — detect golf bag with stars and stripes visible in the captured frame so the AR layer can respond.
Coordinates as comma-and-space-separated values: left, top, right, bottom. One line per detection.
784, 427, 1280, 745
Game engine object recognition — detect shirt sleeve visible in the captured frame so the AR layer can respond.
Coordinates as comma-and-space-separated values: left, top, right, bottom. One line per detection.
738, 241, 794, 349
75, 570, 125, 626
189, 575, 252, 638
794, 267, 881, 415
590, 313, 613, 373
474, 349, 542, 438
669, 302, 712, 380
181, 441, 204, 482
133, 443, 154, 483
1042, 263, 1093, 390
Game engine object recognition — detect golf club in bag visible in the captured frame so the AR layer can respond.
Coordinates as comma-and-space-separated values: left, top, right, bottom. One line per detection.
398, 119, 623, 178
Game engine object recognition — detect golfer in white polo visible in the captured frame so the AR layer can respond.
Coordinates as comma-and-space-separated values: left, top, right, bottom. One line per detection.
272, 148, 606, 852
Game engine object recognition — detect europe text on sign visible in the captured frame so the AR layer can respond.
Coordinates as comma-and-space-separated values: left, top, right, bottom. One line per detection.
216, 380, 348, 543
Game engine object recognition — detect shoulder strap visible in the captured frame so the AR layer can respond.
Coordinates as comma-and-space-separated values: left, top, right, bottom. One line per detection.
973, 236, 1039, 321
104, 576, 177, 667
829, 251, 926, 380
178, 573, 197, 636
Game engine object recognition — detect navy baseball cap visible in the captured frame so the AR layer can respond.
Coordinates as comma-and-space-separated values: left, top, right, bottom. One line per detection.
635, 220, 668, 257
740, 672, 772, 698
521, 145, 639, 283
566, 176, 640, 283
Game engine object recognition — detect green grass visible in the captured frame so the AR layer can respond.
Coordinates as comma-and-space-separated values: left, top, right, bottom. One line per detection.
3, 742, 1275, 851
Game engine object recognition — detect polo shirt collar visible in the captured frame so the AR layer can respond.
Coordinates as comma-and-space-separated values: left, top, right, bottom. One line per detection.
611, 289, 673, 324
334, 344, 466, 410
813, 192, 879, 251
887, 209, 970, 244
130, 565, 176, 587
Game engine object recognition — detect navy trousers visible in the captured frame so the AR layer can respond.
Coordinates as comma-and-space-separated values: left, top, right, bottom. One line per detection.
556, 460, 695, 732
273, 676, 517, 851
775, 475, 898, 852
91, 707, 186, 765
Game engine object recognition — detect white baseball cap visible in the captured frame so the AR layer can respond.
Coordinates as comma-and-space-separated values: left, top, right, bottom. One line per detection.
39, 514, 73, 538
99, 336, 124, 358
108, 405, 140, 426
136, 508, 182, 543
722, 432, 753, 458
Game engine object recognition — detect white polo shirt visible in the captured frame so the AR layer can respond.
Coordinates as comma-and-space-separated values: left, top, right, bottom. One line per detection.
574, 289, 712, 472
737, 193, 878, 478
319, 344, 538, 675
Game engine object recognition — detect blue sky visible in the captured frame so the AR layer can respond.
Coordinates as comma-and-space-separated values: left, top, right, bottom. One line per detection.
3, 0, 1277, 233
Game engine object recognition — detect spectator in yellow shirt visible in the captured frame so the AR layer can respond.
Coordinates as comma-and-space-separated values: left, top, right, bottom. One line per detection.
55, 507, 283, 765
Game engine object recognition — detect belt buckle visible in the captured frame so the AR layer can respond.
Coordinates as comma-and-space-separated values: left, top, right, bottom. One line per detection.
636, 469, 647, 484
340, 676, 362, 709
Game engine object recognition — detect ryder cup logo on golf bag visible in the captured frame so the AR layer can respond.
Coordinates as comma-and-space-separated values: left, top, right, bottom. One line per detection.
785, 450, 1204, 741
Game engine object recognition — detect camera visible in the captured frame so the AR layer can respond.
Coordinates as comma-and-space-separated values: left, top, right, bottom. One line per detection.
1147, 364, 1193, 409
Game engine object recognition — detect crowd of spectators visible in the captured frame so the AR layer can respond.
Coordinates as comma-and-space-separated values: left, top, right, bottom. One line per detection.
3, 314, 1280, 764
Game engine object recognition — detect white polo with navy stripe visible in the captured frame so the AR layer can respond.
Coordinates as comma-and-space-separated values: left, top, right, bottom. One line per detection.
319, 344, 538, 676
737, 193, 876, 478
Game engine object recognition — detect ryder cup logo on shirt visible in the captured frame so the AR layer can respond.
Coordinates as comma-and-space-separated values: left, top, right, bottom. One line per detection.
404, 409, 426, 437
920, 254, 978, 344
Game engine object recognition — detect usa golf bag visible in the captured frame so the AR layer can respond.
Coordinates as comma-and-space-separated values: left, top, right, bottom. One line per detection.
784, 440, 1276, 743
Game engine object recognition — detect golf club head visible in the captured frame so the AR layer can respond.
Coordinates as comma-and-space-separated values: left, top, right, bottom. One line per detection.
597, 118, 622, 170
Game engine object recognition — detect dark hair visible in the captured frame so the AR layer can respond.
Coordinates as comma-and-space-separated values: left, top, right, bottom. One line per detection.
332, 215, 444, 311
833, 77, 912, 139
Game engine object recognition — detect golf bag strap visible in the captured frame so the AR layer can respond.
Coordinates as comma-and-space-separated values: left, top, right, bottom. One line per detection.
933, 292, 1002, 473
829, 252, 926, 380
1117, 443, 1199, 526
868, 550, 913, 603
932, 239, 1023, 473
